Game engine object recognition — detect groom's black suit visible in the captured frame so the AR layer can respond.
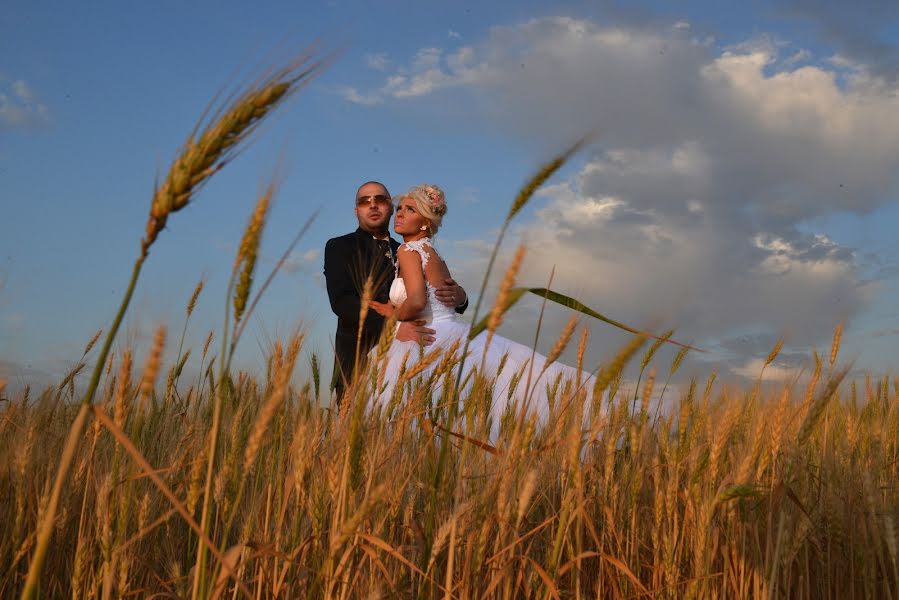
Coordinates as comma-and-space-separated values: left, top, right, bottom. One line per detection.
324, 227, 400, 400
324, 227, 469, 401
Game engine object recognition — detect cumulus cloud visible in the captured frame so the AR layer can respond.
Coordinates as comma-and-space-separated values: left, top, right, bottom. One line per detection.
780, 0, 899, 81
335, 85, 383, 106
365, 53, 391, 71
0, 78, 48, 128
341, 16, 899, 372
284, 248, 321, 273
339, 45, 484, 104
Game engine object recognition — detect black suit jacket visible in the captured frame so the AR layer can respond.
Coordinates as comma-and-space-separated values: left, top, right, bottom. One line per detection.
324, 228, 400, 395
323, 227, 468, 397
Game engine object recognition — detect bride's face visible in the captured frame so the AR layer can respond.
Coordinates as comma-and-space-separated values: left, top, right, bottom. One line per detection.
394, 197, 430, 236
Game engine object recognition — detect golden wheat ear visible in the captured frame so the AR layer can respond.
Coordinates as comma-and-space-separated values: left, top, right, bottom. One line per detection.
144, 53, 325, 255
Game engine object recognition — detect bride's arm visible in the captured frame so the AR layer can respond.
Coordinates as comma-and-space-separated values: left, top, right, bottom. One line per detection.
393, 246, 428, 321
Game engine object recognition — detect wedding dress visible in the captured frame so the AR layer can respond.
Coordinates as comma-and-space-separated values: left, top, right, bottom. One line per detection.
370, 238, 594, 429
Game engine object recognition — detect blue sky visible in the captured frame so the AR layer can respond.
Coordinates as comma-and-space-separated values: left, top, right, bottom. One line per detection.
3, 0, 899, 390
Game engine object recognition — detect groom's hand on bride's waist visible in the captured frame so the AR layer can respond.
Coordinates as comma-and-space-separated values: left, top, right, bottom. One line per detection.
396, 320, 436, 345
435, 278, 467, 308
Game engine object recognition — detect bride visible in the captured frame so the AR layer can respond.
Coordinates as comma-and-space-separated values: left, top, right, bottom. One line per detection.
368, 184, 593, 428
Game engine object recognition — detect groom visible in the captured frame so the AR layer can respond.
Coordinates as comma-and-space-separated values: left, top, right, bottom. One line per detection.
324, 180, 468, 401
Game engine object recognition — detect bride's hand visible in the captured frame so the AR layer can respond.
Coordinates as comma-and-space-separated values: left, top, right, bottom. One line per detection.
369, 300, 395, 318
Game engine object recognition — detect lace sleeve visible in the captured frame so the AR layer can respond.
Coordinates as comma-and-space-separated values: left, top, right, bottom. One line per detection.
400, 238, 431, 269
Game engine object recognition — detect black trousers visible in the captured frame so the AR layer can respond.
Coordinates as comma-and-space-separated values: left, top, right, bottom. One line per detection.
331, 329, 379, 403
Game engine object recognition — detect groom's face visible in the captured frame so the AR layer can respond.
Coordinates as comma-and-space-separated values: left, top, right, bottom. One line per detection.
355, 182, 392, 232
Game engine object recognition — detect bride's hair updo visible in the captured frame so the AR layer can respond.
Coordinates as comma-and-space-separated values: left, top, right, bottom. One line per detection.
398, 184, 447, 236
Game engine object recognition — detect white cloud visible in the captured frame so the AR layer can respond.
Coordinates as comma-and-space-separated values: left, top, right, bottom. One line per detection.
783, 48, 811, 66
335, 85, 383, 106
338, 44, 483, 104
340, 16, 899, 371
731, 357, 802, 382
284, 248, 321, 273
0, 78, 48, 127
365, 53, 391, 71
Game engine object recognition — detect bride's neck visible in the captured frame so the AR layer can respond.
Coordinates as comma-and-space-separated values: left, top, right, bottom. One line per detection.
402, 232, 429, 243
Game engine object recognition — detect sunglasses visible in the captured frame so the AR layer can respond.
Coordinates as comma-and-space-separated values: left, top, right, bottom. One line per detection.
355, 194, 391, 206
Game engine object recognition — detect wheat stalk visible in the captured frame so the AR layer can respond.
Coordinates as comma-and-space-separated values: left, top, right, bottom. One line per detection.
400, 345, 446, 384
485, 244, 526, 352
138, 326, 166, 412
830, 323, 843, 372
545, 316, 578, 367
144, 55, 321, 255
187, 279, 204, 317
233, 183, 275, 325
113, 351, 133, 430
244, 334, 303, 472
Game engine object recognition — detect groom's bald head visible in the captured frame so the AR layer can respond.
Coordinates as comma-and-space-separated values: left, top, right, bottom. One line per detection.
355, 180, 390, 199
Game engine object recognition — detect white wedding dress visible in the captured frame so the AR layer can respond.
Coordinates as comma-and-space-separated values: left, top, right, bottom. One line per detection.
369, 238, 595, 431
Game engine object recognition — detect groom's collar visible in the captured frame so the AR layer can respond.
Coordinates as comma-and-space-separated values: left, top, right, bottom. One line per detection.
355, 227, 394, 243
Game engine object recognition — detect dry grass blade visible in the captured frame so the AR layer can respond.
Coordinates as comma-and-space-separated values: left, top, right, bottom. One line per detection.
601, 554, 649, 595
428, 418, 499, 455
357, 534, 454, 597
557, 551, 601, 577
19, 403, 90, 599
209, 545, 245, 600
520, 555, 561, 599
90, 405, 253, 599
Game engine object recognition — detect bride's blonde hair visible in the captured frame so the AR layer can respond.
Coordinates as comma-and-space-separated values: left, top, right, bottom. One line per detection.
397, 184, 447, 236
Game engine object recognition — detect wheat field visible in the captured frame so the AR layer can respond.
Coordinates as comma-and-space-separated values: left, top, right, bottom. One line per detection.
3, 52, 899, 599
2, 325, 899, 598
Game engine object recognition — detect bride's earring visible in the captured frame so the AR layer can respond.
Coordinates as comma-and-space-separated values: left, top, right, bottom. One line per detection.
420, 225, 427, 231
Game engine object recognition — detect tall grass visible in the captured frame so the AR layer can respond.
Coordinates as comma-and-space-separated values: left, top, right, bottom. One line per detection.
2, 328, 899, 597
